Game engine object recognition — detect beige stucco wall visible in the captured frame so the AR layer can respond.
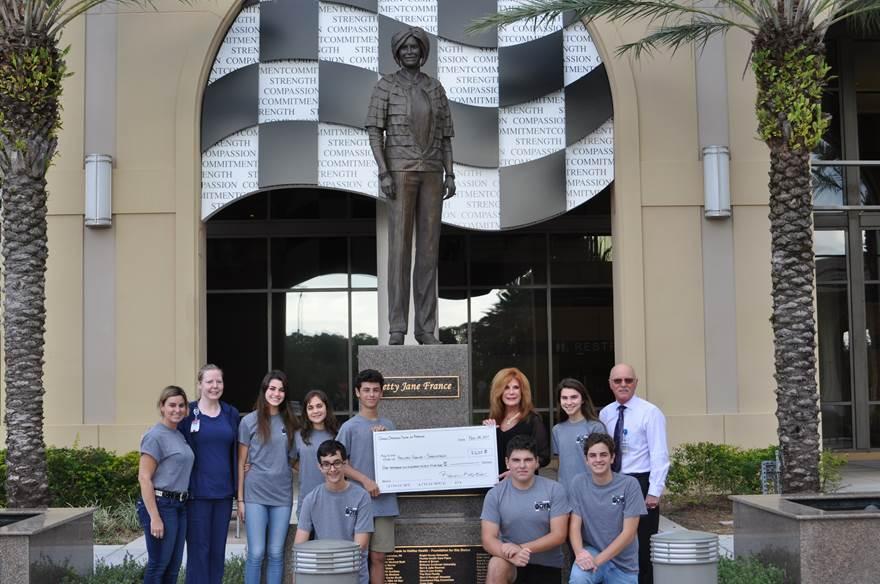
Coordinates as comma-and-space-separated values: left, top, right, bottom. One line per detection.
596, 20, 776, 449
0, 4, 777, 454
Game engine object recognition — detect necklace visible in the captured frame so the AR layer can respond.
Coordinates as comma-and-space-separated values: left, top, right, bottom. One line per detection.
503, 412, 520, 426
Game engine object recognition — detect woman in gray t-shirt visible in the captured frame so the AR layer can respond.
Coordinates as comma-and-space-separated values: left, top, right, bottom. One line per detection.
136, 385, 195, 584
237, 371, 299, 584
552, 378, 606, 489
292, 390, 339, 514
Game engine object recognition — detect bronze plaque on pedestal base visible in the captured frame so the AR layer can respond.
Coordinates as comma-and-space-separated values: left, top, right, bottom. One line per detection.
385, 545, 489, 584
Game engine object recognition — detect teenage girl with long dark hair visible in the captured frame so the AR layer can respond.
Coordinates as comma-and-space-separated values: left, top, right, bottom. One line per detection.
237, 370, 299, 584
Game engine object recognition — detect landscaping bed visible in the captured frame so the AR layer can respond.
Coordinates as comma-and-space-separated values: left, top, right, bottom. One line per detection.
664, 494, 734, 534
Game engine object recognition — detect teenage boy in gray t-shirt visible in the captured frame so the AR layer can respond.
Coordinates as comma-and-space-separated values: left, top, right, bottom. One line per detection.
481, 435, 570, 584
337, 369, 398, 584
295, 440, 373, 584
568, 433, 646, 584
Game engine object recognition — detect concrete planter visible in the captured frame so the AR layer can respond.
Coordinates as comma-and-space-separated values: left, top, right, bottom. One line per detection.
731, 494, 880, 584
0, 507, 95, 584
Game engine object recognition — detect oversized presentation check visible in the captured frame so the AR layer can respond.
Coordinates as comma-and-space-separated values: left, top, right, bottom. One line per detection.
373, 426, 499, 493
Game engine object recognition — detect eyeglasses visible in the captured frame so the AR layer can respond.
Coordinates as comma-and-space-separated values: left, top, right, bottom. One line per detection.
610, 377, 635, 385
319, 460, 345, 470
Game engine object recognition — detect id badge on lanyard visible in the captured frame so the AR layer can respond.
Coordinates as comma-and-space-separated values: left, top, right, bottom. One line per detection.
191, 407, 200, 433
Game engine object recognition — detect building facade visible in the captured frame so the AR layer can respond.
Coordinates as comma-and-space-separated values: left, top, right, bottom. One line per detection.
1, 0, 798, 452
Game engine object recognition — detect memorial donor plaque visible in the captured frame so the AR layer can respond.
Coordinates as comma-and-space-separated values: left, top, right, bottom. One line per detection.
385, 545, 490, 584
382, 375, 459, 399
373, 426, 498, 493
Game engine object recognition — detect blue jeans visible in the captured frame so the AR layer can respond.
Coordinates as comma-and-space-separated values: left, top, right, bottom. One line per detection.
137, 497, 187, 584
569, 547, 638, 584
244, 502, 291, 584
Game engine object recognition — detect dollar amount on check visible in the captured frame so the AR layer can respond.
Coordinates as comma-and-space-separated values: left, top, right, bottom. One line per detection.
373, 426, 499, 493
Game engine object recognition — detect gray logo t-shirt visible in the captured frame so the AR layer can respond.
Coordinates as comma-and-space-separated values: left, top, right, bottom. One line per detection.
140, 423, 194, 493
480, 475, 571, 568
239, 412, 295, 507
568, 472, 647, 573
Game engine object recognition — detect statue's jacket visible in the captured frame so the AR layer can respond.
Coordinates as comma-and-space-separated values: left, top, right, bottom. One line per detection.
366, 70, 454, 172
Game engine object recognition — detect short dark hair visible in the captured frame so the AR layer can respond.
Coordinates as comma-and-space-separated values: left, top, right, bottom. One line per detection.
584, 433, 616, 456
354, 369, 384, 391
316, 439, 347, 462
506, 435, 538, 458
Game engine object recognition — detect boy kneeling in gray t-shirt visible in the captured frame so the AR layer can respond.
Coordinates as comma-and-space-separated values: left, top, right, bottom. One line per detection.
294, 440, 374, 584
568, 433, 646, 584
481, 435, 571, 584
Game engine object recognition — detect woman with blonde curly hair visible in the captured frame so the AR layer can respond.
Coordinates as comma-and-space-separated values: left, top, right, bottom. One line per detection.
482, 367, 550, 478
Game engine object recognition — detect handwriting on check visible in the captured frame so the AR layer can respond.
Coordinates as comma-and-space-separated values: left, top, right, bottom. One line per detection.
374, 426, 499, 493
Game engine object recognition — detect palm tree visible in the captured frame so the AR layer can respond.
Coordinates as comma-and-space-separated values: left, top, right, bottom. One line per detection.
0, 0, 140, 508
471, 0, 877, 493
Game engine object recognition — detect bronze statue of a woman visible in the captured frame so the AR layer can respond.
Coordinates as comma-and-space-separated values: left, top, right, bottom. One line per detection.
366, 27, 456, 345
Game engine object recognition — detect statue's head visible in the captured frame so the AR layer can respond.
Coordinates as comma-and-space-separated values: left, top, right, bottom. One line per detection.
392, 27, 430, 68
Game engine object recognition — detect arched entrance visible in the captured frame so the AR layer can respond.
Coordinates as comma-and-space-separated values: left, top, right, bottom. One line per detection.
205, 187, 614, 424
200, 1, 618, 422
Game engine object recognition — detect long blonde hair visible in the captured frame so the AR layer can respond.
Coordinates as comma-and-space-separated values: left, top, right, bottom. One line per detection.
488, 368, 535, 424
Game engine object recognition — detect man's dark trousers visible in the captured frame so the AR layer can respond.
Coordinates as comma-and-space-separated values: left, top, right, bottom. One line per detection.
629, 471, 659, 584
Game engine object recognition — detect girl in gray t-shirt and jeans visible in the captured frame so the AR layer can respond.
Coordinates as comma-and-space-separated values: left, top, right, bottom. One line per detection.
237, 371, 299, 584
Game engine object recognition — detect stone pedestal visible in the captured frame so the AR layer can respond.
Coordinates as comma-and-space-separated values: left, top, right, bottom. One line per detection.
358, 344, 470, 429
361, 344, 486, 580
284, 344, 488, 583
0, 508, 94, 584
732, 493, 880, 584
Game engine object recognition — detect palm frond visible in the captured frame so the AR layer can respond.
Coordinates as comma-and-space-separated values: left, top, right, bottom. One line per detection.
595, 0, 747, 27
467, 0, 746, 35
824, 0, 880, 36
618, 20, 738, 57
802, 0, 847, 31
51, 0, 160, 38
718, 0, 764, 26
0, 0, 165, 40
467, 0, 589, 32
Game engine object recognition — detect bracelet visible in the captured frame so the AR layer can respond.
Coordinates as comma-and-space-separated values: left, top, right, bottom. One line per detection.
446, 173, 455, 179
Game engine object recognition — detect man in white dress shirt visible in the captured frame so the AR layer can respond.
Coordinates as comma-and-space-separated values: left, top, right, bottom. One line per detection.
599, 363, 669, 584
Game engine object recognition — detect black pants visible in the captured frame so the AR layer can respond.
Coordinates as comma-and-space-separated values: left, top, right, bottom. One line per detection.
628, 471, 659, 584
514, 563, 561, 584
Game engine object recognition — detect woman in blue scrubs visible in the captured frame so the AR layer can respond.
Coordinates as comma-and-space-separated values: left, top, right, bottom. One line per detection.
179, 364, 240, 584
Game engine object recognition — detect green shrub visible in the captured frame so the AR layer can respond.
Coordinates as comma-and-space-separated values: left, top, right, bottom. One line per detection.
218, 555, 246, 583
0, 447, 140, 508
57, 555, 247, 584
93, 497, 142, 544
47, 447, 141, 507
719, 556, 785, 584
60, 556, 146, 584
819, 448, 847, 493
666, 442, 777, 501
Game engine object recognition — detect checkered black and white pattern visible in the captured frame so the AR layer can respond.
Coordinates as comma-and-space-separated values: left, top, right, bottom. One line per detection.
201, 0, 614, 230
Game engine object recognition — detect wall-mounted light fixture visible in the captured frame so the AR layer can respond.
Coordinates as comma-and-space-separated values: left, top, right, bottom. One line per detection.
702, 145, 730, 218
84, 153, 112, 228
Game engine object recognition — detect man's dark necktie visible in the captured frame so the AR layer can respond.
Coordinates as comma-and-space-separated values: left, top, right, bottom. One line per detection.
611, 405, 626, 472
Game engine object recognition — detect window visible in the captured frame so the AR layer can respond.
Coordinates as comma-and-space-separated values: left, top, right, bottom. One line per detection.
815, 25, 880, 448
207, 188, 614, 426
